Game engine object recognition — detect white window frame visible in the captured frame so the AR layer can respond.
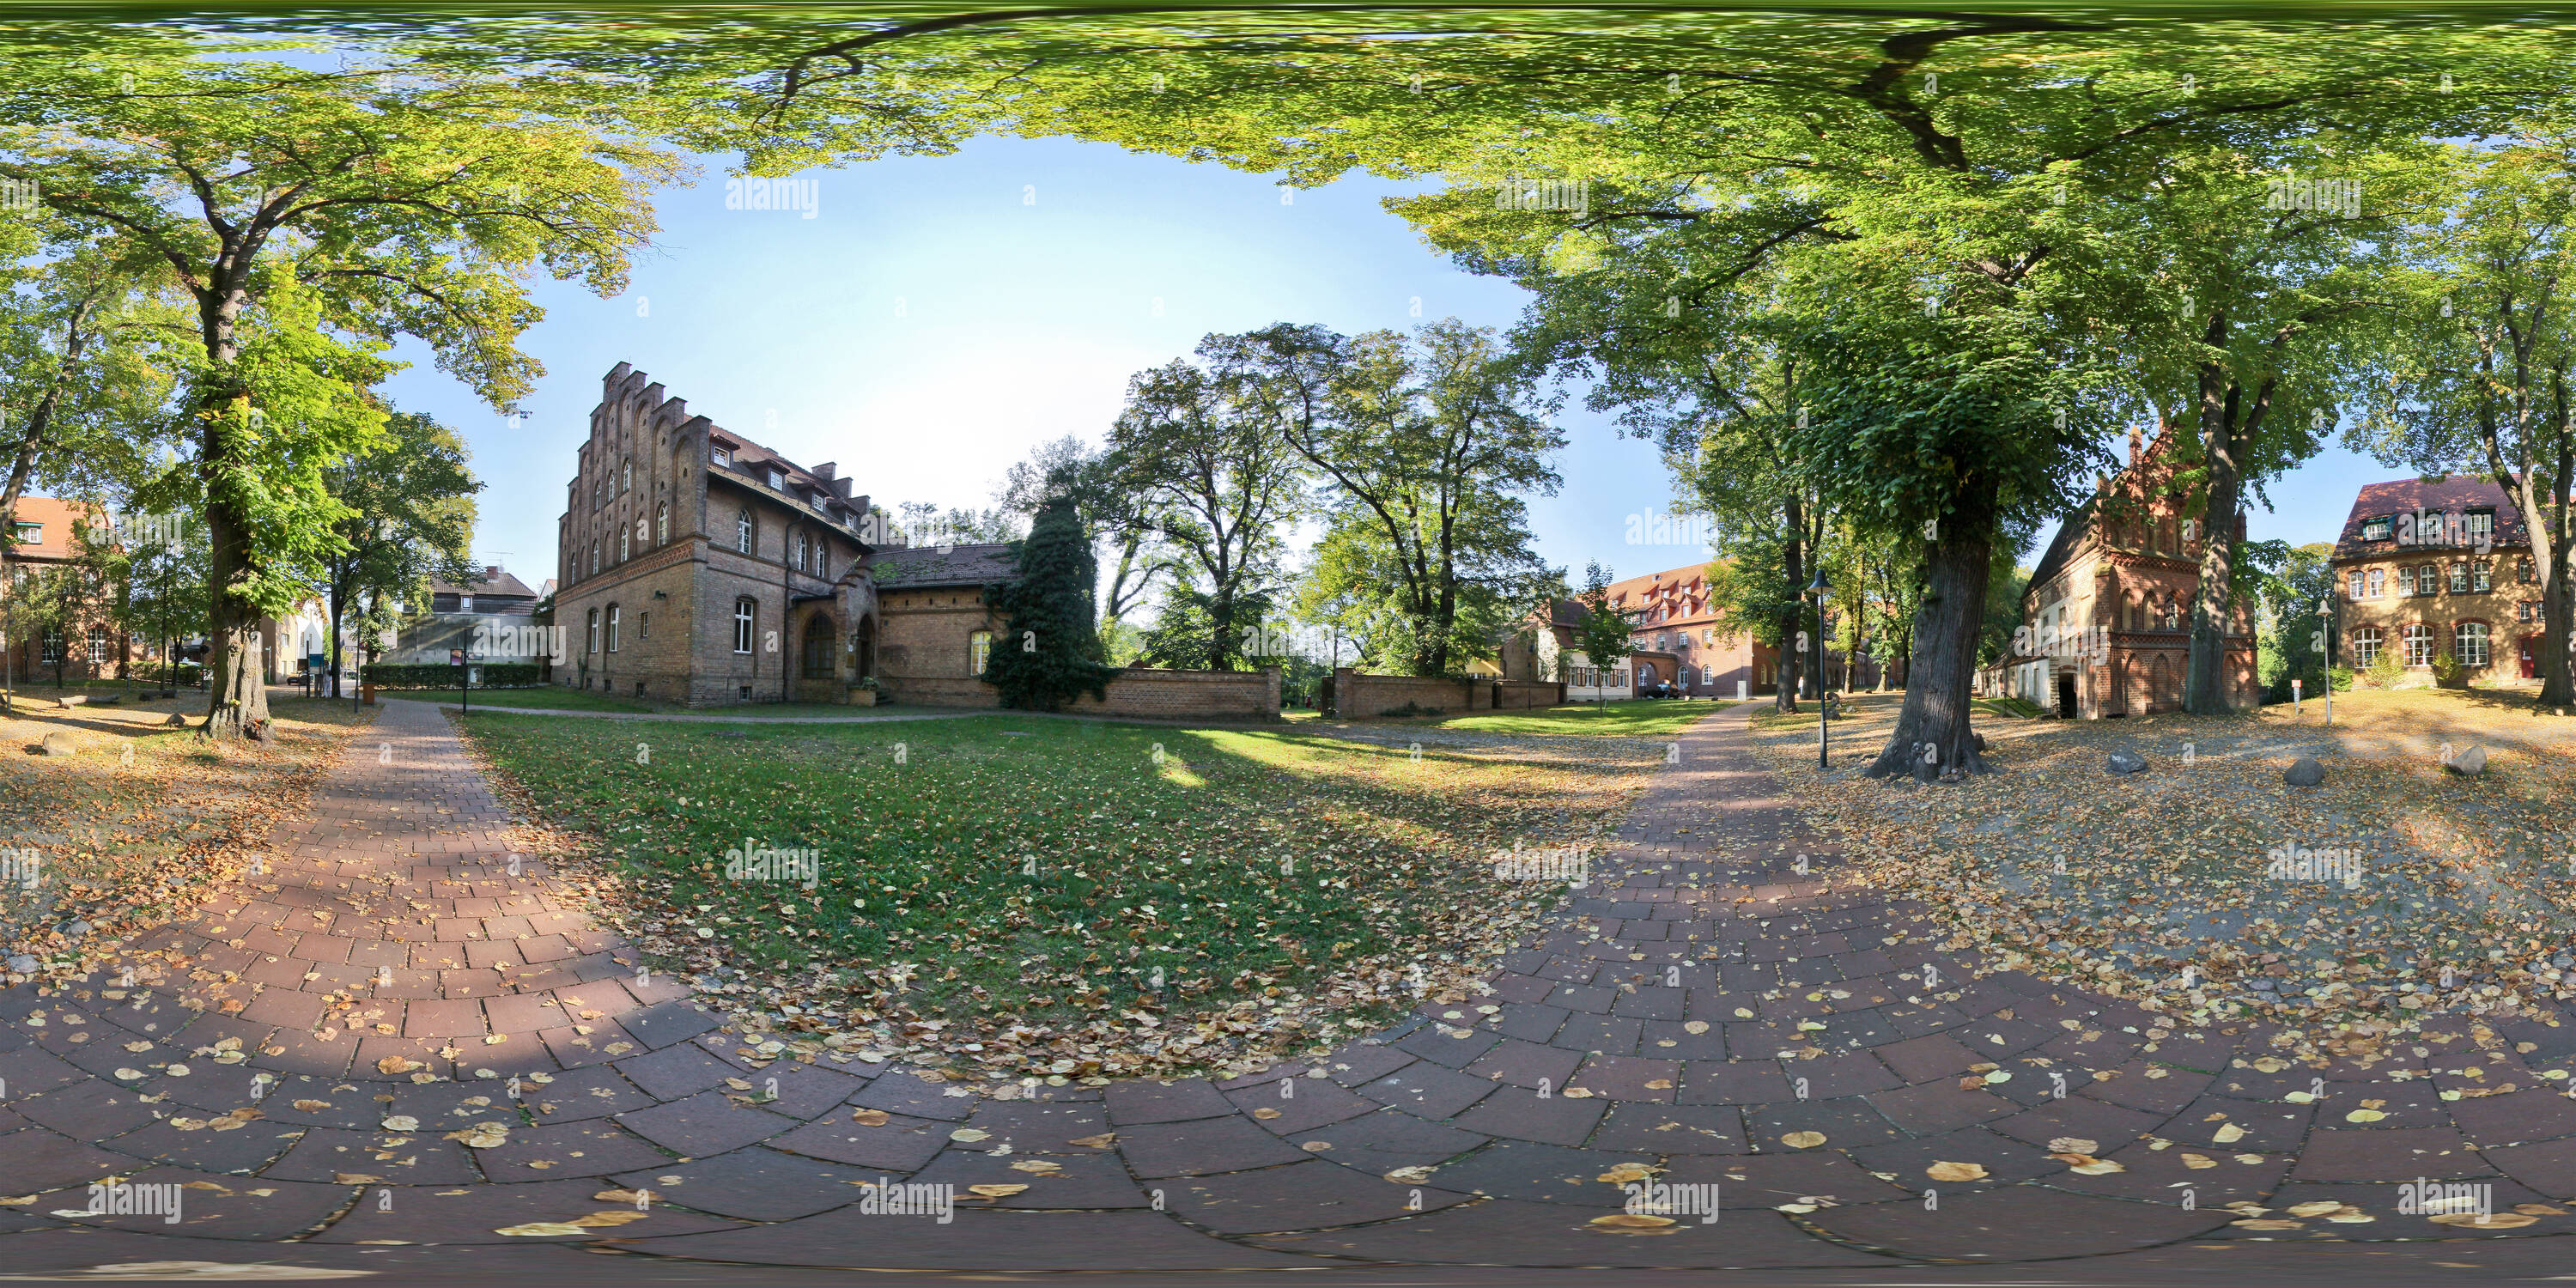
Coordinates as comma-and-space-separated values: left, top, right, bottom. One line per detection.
2351, 626, 2382, 666
606, 605, 620, 653
733, 598, 756, 654
737, 509, 754, 555
2456, 621, 2489, 666
2403, 623, 2435, 667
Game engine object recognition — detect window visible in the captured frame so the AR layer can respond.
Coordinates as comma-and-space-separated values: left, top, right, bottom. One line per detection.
1703, 628, 1716, 645
2449, 563, 2469, 593
621, 459, 631, 495
656, 502, 668, 545
733, 598, 756, 653
86, 627, 108, 664
970, 630, 993, 676
639, 611, 649, 639
815, 547, 828, 580
2351, 626, 2382, 666
2416, 565, 2436, 595
2467, 510, 2495, 544
2399, 566, 2415, 596
795, 532, 811, 572
10, 521, 38, 545
606, 605, 620, 653
593, 479, 604, 509
2457, 621, 2490, 666
2521, 556, 2537, 585
2403, 623, 2435, 667
2519, 601, 2535, 623
1655, 632, 1667, 650
2474, 562, 2492, 592
711, 445, 731, 466
589, 542, 598, 575
38, 627, 59, 663
586, 609, 599, 654
768, 469, 786, 489
2367, 568, 2385, 598
619, 528, 629, 562
2348, 569, 2364, 599
2360, 516, 2392, 542
736, 509, 753, 554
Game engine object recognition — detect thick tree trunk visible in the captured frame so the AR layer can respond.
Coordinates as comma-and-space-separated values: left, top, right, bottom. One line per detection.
2186, 386, 2247, 714
1866, 493, 1996, 781
1775, 497, 1804, 713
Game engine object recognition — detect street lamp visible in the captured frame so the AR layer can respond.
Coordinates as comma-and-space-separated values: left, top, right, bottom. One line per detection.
1807, 567, 1832, 769
2315, 596, 2334, 726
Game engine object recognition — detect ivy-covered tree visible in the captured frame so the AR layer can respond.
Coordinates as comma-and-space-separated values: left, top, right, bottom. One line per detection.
983, 496, 1119, 712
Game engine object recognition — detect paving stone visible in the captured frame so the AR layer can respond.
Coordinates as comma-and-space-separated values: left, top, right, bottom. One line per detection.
1288, 1110, 1487, 1176
2291, 1125, 2488, 1182
909, 1146, 1150, 1209
615, 1089, 796, 1156
1588, 1102, 1747, 1155
1680, 1060, 1794, 1105
262, 1126, 484, 1186
1805, 1185, 2229, 1260
605, 1145, 878, 1221
1462, 1037, 1583, 1091
1417, 1139, 1640, 1206
471, 1118, 670, 1181
1449, 1085, 1607, 1147
1103, 1078, 1236, 1126
1221, 1076, 1377, 1136
1355, 1063, 1496, 1119
1118, 1115, 1310, 1178
307, 1177, 746, 1244
766, 1110, 951, 1171
954, 1098, 1112, 1151
1163, 1159, 1468, 1233
634, 1208, 1318, 1270
848, 1069, 977, 1121
1245, 1198, 1893, 1267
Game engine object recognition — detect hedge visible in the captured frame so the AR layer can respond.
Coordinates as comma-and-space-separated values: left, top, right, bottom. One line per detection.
361, 661, 544, 688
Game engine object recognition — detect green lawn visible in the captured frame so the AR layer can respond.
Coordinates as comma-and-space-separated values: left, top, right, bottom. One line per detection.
1407, 698, 1735, 738
459, 711, 1661, 1075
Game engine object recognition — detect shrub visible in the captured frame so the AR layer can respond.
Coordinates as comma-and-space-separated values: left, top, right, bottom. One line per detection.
2327, 665, 2354, 692
2366, 648, 2404, 690
2432, 649, 2465, 685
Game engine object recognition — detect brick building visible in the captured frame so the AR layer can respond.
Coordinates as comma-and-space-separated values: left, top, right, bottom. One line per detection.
1506, 561, 1865, 699
553, 364, 877, 706
1, 496, 145, 683
870, 543, 1018, 707
2008, 424, 2259, 717
2330, 475, 2552, 684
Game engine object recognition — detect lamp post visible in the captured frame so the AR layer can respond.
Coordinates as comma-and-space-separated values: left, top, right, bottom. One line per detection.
1807, 567, 1832, 769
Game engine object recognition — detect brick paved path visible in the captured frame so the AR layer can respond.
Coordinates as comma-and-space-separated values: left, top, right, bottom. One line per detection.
1, 701, 2571, 1276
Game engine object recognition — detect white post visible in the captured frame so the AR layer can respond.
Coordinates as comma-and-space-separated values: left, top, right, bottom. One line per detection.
1736, 678, 1747, 702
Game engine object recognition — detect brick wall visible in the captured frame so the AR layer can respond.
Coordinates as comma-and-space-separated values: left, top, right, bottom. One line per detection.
878, 586, 999, 707
1334, 669, 1474, 716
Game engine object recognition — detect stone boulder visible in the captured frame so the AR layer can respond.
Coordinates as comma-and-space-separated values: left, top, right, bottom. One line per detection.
2105, 750, 2148, 775
39, 732, 76, 756
3, 954, 33, 975
2443, 744, 2488, 776
2283, 756, 2324, 787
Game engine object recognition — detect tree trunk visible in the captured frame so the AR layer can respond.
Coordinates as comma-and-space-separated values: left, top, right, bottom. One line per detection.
2185, 386, 2248, 714
1866, 492, 1996, 781
201, 420, 270, 739
1775, 497, 1804, 713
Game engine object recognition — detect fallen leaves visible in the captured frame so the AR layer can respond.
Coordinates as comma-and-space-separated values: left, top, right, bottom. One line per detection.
1588, 1212, 1678, 1235
851, 1109, 890, 1126
1780, 1131, 1827, 1149
1925, 1161, 1988, 1182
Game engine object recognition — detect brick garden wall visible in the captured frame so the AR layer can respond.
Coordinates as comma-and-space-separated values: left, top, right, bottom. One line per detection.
1334, 670, 1473, 716
1490, 680, 1566, 709
889, 666, 1281, 720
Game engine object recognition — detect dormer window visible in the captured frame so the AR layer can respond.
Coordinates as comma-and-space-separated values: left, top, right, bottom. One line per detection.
768, 469, 786, 490
711, 445, 732, 466
2360, 516, 2392, 542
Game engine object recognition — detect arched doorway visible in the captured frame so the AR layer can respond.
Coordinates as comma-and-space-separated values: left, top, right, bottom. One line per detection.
854, 614, 876, 683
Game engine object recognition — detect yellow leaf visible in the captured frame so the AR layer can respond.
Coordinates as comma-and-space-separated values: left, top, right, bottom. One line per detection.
851, 1109, 890, 1126
1008, 1160, 1061, 1174
968, 1184, 1029, 1198
568, 1210, 649, 1227
1595, 1163, 1659, 1184
2046, 1137, 2099, 1155
2232, 1218, 2304, 1230
2431, 1212, 2536, 1228
2212, 1122, 2247, 1144
1781, 1131, 1827, 1149
2343, 1109, 2386, 1123
494, 1222, 590, 1236
1067, 1133, 1116, 1149
1926, 1161, 1988, 1182
1588, 1212, 1678, 1234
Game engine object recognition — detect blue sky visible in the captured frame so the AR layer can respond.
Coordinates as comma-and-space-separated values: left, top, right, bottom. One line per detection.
379, 133, 2392, 602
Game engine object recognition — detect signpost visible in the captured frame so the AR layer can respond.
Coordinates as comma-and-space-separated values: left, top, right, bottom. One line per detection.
452, 648, 468, 714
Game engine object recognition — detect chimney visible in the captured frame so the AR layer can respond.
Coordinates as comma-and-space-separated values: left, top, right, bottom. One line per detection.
483, 565, 499, 582
812, 461, 836, 481
834, 477, 854, 499
2128, 425, 2142, 469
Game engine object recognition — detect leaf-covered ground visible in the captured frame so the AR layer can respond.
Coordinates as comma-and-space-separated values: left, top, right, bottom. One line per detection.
0, 691, 368, 978
457, 710, 1679, 1080
1745, 689, 2576, 1048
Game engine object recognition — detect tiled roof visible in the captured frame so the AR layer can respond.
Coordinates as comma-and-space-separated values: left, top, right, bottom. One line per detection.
1604, 562, 1722, 625
2, 496, 101, 562
870, 542, 1020, 589
2332, 475, 2537, 562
